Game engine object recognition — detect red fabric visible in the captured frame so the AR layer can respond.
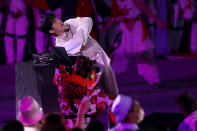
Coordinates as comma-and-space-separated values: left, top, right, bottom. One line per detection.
76, 0, 93, 17
141, 20, 148, 41
111, 0, 125, 17
186, 0, 192, 8
76, 0, 98, 40
28, 0, 48, 10
109, 112, 117, 124
53, 65, 113, 125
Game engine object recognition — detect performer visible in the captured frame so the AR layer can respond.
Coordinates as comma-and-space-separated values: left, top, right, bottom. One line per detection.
53, 56, 113, 129
101, 0, 166, 87
75, 0, 98, 40
4, 0, 28, 63
178, 0, 194, 53
40, 13, 118, 98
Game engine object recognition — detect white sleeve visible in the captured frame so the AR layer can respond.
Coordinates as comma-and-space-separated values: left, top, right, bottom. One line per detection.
78, 17, 93, 43
56, 28, 84, 55
65, 17, 93, 45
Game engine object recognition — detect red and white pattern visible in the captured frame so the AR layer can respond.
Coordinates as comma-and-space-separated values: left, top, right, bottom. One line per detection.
53, 65, 113, 129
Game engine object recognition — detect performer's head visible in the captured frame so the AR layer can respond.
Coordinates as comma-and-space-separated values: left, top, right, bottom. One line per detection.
40, 13, 66, 36
176, 91, 197, 116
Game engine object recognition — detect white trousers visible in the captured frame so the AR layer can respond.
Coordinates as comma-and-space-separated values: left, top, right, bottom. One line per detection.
4, 15, 28, 63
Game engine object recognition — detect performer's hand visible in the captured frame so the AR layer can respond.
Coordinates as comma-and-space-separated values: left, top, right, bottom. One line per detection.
78, 96, 90, 115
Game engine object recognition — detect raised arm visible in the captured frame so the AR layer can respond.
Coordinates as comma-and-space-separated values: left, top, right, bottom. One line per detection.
75, 97, 90, 129
65, 17, 93, 45
79, 17, 93, 41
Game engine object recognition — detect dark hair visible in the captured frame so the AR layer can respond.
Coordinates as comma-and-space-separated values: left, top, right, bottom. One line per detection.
86, 119, 105, 131
40, 13, 56, 34
74, 56, 99, 79
70, 127, 83, 131
151, 123, 170, 131
2, 120, 24, 131
176, 91, 197, 115
41, 113, 66, 131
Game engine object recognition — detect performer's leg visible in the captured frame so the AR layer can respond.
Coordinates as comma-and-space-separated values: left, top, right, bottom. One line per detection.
100, 65, 119, 98
16, 16, 28, 62
4, 35, 15, 63
16, 37, 26, 62
179, 19, 192, 53
4, 15, 15, 63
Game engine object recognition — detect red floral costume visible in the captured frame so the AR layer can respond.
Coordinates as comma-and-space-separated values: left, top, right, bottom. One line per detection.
53, 64, 113, 129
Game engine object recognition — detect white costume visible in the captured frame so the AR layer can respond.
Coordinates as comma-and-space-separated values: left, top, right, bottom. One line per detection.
4, 0, 28, 63
55, 17, 118, 97
111, 0, 159, 85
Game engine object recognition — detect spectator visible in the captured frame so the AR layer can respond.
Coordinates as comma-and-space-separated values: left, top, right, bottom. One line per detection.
2, 120, 24, 131
176, 91, 197, 131
17, 96, 43, 131
70, 128, 83, 131
41, 113, 66, 131
110, 94, 144, 131
86, 119, 105, 131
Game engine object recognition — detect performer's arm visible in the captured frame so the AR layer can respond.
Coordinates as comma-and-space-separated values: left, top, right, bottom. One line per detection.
24, 0, 48, 10
65, 17, 93, 45
75, 97, 90, 129
78, 17, 93, 44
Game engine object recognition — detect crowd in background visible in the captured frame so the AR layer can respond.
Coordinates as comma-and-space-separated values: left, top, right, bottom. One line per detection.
0, 0, 197, 64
